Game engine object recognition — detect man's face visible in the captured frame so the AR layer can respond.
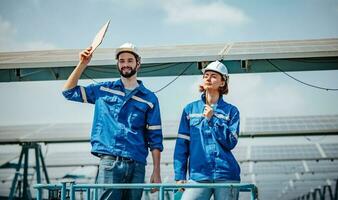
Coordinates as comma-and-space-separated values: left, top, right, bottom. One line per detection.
117, 52, 139, 78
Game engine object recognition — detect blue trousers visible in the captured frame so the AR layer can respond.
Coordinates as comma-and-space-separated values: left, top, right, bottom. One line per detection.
96, 158, 145, 200
181, 180, 239, 200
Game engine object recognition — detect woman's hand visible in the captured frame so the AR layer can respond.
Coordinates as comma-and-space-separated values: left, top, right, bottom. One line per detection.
203, 104, 213, 119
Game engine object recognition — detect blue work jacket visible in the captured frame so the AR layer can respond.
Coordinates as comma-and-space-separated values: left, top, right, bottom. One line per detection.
62, 80, 163, 164
174, 94, 240, 181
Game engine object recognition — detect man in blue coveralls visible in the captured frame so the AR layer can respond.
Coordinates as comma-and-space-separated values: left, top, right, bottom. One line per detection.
62, 43, 163, 200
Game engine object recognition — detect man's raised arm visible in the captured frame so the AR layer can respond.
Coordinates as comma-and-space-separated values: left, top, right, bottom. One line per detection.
63, 47, 92, 90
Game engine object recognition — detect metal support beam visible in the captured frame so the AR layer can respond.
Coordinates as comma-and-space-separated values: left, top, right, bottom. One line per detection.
295, 179, 338, 200
0, 57, 338, 82
22, 146, 30, 199
8, 143, 50, 200
38, 145, 50, 183
9, 148, 24, 199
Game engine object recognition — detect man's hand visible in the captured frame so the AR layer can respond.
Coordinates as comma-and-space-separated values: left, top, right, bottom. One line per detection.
63, 46, 93, 91
176, 180, 187, 192
150, 170, 161, 193
79, 47, 93, 66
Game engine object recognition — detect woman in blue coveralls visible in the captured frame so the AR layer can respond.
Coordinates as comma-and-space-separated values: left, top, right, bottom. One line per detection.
174, 60, 241, 200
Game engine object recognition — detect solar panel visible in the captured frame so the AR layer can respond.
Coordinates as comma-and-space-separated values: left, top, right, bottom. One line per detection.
251, 144, 322, 160
0, 121, 177, 144
232, 146, 247, 161
2, 115, 337, 144
1, 129, 338, 199
0, 169, 16, 181
1, 38, 337, 70
252, 161, 304, 174
0, 145, 20, 165
229, 38, 338, 59
321, 143, 338, 157
45, 152, 98, 166
298, 172, 338, 181
306, 160, 338, 172
45, 167, 78, 179
243, 115, 338, 136
255, 174, 295, 182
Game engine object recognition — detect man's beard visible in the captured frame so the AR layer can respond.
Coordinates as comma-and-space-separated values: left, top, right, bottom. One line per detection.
118, 67, 137, 78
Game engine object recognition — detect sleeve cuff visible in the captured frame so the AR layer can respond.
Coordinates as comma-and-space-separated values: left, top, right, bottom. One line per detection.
175, 174, 187, 181
150, 144, 163, 152
62, 87, 77, 99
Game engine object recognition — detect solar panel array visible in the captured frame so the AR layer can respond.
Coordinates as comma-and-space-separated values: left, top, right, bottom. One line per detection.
2, 115, 338, 144
1, 38, 337, 69
1, 115, 338, 199
242, 115, 338, 135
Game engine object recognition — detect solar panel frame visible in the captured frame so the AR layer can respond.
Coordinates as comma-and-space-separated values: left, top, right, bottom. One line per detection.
1, 38, 337, 70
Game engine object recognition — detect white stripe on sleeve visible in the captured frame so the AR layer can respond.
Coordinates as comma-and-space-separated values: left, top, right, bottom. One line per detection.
177, 134, 190, 141
80, 86, 88, 103
147, 125, 162, 130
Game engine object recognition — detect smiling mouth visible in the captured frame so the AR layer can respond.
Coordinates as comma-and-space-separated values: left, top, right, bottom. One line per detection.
121, 67, 132, 71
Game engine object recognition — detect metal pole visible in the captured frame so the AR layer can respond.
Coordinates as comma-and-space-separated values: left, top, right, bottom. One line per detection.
38, 146, 50, 183
93, 188, 98, 200
86, 188, 91, 200
36, 188, 42, 200
34, 144, 41, 183
61, 182, 67, 200
22, 145, 29, 199
9, 145, 25, 200
34, 144, 42, 200
335, 179, 338, 200
70, 182, 75, 200
159, 186, 164, 200
251, 187, 255, 200
323, 185, 333, 200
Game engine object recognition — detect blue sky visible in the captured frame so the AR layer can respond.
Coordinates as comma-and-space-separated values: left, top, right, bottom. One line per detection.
1, 0, 338, 51
0, 0, 338, 125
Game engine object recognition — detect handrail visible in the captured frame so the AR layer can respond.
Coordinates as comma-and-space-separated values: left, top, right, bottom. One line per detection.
34, 182, 258, 200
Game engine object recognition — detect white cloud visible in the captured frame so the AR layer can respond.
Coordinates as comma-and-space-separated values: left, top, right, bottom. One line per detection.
0, 16, 56, 52
23, 41, 57, 51
229, 74, 306, 118
162, 0, 250, 26
0, 16, 17, 48
109, 0, 148, 7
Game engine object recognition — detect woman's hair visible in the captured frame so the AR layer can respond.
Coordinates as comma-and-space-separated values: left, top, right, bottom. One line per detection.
199, 75, 229, 95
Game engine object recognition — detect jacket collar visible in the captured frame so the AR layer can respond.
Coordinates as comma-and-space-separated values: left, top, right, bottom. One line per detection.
201, 92, 225, 105
113, 79, 148, 95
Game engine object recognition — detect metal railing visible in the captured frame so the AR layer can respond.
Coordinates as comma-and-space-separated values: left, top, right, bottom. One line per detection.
34, 182, 258, 200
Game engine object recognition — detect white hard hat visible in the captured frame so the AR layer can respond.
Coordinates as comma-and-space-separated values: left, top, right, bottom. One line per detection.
115, 42, 140, 59
202, 60, 228, 77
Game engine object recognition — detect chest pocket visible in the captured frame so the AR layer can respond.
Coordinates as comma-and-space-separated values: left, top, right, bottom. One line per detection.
214, 115, 229, 128
102, 96, 121, 113
129, 104, 148, 129
102, 96, 119, 104
189, 117, 203, 127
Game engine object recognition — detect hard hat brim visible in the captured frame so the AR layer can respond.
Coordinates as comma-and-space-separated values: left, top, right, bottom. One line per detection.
115, 49, 140, 59
202, 68, 227, 77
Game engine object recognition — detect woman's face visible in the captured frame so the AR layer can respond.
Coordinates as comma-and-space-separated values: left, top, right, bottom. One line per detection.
202, 71, 225, 92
